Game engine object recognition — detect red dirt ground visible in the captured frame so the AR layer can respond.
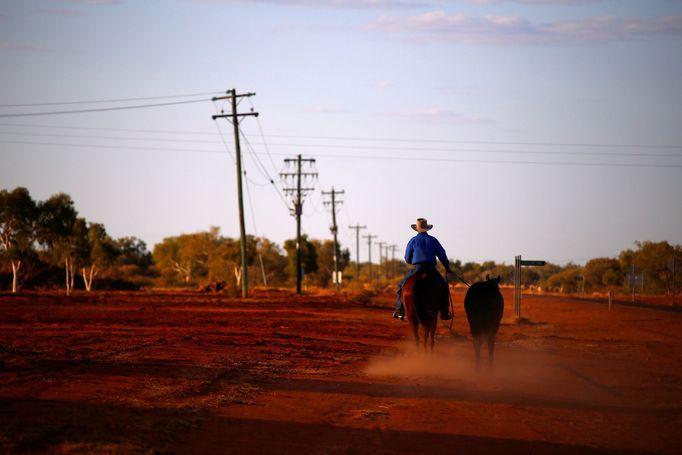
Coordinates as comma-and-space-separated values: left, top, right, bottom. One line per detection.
1, 288, 681, 454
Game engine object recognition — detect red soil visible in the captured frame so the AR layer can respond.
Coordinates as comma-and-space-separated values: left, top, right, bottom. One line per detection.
0, 288, 680, 454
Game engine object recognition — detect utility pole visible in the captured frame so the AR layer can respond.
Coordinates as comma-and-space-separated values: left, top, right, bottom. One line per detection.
377, 241, 386, 284
322, 187, 345, 291
363, 233, 377, 284
631, 263, 636, 303
348, 224, 366, 286
280, 154, 317, 294
673, 251, 676, 306
212, 89, 258, 299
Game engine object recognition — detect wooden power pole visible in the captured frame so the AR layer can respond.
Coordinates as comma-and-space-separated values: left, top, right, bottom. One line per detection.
348, 224, 366, 286
281, 154, 317, 294
212, 89, 258, 299
322, 187, 344, 291
377, 241, 386, 284
363, 233, 377, 284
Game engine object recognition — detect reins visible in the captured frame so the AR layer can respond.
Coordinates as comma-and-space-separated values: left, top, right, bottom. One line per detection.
444, 270, 469, 332
448, 271, 470, 288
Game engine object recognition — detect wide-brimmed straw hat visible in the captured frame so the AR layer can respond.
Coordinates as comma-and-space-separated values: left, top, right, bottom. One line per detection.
411, 218, 433, 233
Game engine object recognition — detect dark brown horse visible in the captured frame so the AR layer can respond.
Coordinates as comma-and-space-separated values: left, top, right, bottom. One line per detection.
464, 275, 504, 370
402, 270, 443, 352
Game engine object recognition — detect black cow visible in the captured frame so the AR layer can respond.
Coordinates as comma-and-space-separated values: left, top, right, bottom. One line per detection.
464, 275, 504, 370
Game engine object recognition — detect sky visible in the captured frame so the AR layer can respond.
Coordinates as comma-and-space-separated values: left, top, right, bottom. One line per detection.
1, 0, 681, 267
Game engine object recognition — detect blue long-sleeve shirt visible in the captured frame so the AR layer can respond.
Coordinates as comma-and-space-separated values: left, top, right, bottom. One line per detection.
404, 232, 449, 268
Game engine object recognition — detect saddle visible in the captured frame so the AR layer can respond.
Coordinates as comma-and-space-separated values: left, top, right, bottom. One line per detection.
405, 268, 445, 299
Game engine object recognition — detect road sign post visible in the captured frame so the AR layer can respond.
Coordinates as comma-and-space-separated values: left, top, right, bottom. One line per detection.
514, 255, 546, 320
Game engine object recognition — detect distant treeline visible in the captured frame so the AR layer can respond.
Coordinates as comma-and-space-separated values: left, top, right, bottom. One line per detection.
450, 240, 680, 296
1, 187, 680, 296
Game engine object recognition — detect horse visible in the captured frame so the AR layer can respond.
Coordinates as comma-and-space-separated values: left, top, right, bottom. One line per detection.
464, 275, 504, 371
402, 270, 444, 352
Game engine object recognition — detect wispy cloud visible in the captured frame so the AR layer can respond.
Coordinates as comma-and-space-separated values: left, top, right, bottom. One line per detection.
304, 106, 355, 115
456, 0, 601, 4
0, 41, 53, 52
378, 107, 492, 123
370, 80, 394, 89
63, 0, 123, 4
365, 11, 682, 45
35, 8, 89, 17
199, 0, 426, 9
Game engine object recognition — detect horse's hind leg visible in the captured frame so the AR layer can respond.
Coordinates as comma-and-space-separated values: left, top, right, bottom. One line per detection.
412, 322, 420, 352
428, 324, 436, 353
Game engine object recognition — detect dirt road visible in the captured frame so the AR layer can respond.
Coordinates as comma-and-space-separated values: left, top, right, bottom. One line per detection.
1, 288, 680, 454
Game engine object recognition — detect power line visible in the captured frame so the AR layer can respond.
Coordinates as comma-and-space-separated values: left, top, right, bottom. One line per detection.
0, 122, 219, 135
3, 139, 681, 168
247, 97, 283, 179
1, 122, 680, 150
0, 98, 210, 118
2, 131, 680, 158
244, 141, 682, 158
239, 130, 293, 210
252, 134, 682, 151
0, 90, 224, 108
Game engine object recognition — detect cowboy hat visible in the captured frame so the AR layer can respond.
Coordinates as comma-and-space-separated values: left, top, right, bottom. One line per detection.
411, 218, 433, 232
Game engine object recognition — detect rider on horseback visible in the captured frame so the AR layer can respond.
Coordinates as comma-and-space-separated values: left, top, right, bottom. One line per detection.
393, 218, 454, 321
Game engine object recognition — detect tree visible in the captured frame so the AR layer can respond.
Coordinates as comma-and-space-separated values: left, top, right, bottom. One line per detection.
584, 257, 622, 291
0, 187, 37, 293
153, 235, 199, 286
541, 264, 582, 293
310, 239, 350, 288
152, 228, 251, 288
114, 236, 152, 268
36, 193, 78, 295
103, 236, 154, 288
254, 237, 287, 286
283, 235, 318, 287
77, 222, 117, 291
633, 241, 676, 294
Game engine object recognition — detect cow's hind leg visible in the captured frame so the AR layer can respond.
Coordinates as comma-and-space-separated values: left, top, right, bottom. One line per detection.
473, 336, 482, 372
487, 333, 496, 372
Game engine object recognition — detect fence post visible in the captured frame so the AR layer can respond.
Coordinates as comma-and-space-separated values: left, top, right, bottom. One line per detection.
608, 290, 612, 312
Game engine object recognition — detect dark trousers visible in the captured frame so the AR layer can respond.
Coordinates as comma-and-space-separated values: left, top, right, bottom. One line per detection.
396, 263, 450, 315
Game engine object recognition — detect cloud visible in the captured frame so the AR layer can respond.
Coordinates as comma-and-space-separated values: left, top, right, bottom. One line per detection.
304, 106, 355, 114
0, 41, 53, 52
370, 80, 394, 89
459, 0, 601, 4
63, 0, 123, 4
197, 0, 426, 9
35, 8, 89, 17
378, 107, 492, 123
365, 11, 682, 45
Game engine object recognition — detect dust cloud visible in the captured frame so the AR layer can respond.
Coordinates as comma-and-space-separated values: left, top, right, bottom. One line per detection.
365, 339, 561, 392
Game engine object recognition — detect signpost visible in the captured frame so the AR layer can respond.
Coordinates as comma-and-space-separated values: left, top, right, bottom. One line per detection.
514, 255, 546, 319
520, 260, 546, 267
